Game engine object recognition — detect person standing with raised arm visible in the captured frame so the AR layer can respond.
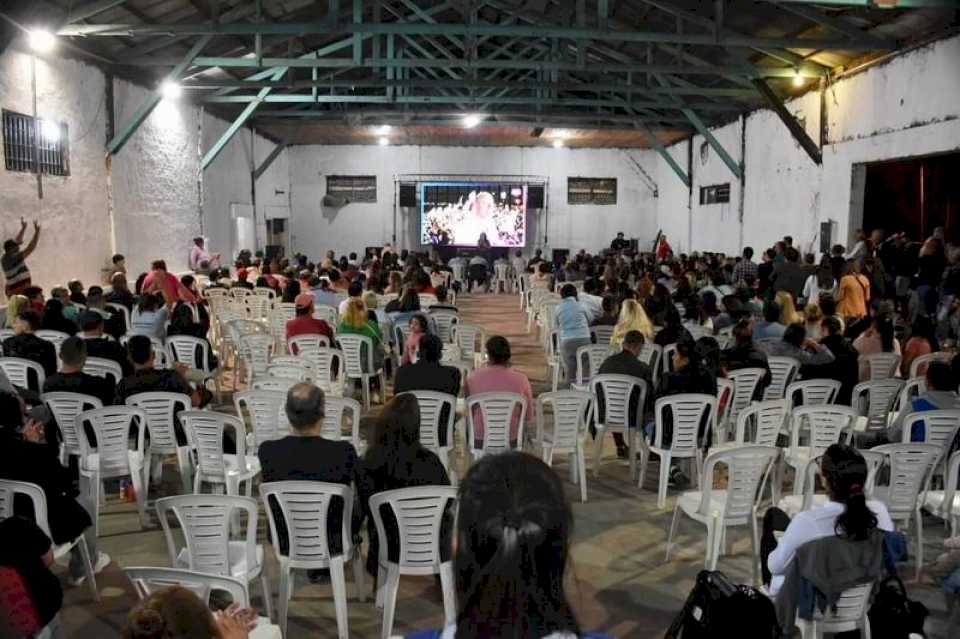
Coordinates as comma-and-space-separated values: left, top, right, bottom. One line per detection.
3, 217, 41, 298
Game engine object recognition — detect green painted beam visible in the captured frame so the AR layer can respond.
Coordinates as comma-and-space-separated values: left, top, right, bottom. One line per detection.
769, 2, 893, 47
752, 78, 822, 165
65, 0, 128, 24
253, 112, 692, 128
106, 35, 212, 156
56, 21, 886, 50
635, 120, 689, 187
682, 108, 742, 179
253, 142, 287, 180
773, 0, 959, 6
352, 0, 362, 64
201, 67, 286, 170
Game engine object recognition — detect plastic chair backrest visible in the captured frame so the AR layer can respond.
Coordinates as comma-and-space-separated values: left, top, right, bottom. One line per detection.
790, 405, 857, 456
763, 356, 800, 401
872, 443, 940, 519
653, 393, 717, 454
661, 343, 678, 382
0, 357, 46, 391
899, 410, 960, 454
537, 390, 593, 450
337, 334, 374, 377
638, 343, 662, 383
181, 411, 248, 484
288, 334, 330, 354
368, 486, 457, 572
156, 494, 259, 577
77, 406, 147, 478
240, 334, 274, 378
125, 392, 191, 453
454, 324, 483, 359
590, 374, 648, 430
250, 377, 298, 393
727, 367, 767, 424
407, 391, 457, 452
590, 325, 615, 346
0, 479, 50, 537
313, 304, 338, 326
786, 379, 841, 408
83, 357, 124, 386
575, 344, 610, 386
699, 446, 778, 522
266, 363, 311, 382
166, 336, 213, 373
810, 582, 874, 631
734, 399, 789, 447
852, 379, 905, 432
909, 352, 954, 379
235, 389, 288, 448
298, 346, 345, 392
862, 352, 901, 381
125, 567, 250, 608
429, 309, 459, 343
465, 392, 526, 454
260, 481, 353, 565
42, 392, 103, 456
321, 397, 361, 448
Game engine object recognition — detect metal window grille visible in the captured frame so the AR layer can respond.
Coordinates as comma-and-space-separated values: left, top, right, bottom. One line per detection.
567, 177, 617, 205
699, 183, 731, 205
2, 110, 70, 176
326, 175, 377, 203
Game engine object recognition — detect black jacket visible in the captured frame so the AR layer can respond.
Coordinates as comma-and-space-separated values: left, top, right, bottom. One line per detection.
3, 334, 57, 379
85, 336, 133, 377
597, 350, 653, 425
393, 361, 461, 397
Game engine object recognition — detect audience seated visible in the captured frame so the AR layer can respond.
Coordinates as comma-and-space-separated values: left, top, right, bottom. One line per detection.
394, 335, 461, 397
598, 330, 652, 459
400, 314, 429, 366
554, 284, 592, 387
285, 293, 334, 352
760, 323, 836, 366
464, 336, 534, 445
5, 309, 57, 378
852, 314, 901, 380
124, 585, 256, 639
887, 361, 960, 442
41, 298, 78, 335
130, 294, 169, 342
358, 394, 450, 575
80, 311, 133, 376
43, 336, 114, 406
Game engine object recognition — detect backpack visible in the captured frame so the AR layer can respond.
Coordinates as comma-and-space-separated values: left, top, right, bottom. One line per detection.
867, 575, 928, 638
665, 570, 781, 639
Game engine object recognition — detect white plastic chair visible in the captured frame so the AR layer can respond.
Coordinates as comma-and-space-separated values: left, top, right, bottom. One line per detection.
763, 356, 800, 401
573, 344, 610, 389
871, 442, 941, 580
786, 379, 841, 408
287, 334, 330, 355
661, 343, 678, 384
266, 362, 312, 382
638, 343, 663, 388
337, 334, 386, 411
320, 397, 363, 451
125, 392, 193, 495
453, 323, 485, 368
590, 325, 615, 347
251, 377, 299, 393
83, 357, 123, 386
715, 399, 789, 450
899, 409, 960, 481
0, 479, 100, 601
796, 581, 874, 639
724, 368, 767, 442
909, 351, 954, 378
851, 379, 904, 446
861, 352, 901, 381
536, 390, 593, 503
36, 329, 70, 361
235, 389, 288, 453
106, 302, 131, 335
429, 308, 459, 343
313, 304, 338, 326
665, 445, 778, 583
784, 405, 857, 496
923, 450, 960, 536
640, 393, 717, 509
407, 391, 457, 473
156, 494, 273, 620
270, 303, 297, 350
294, 346, 344, 396
546, 330, 562, 392
0, 356, 46, 391
239, 334, 275, 385
893, 376, 927, 423
369, 486, 457, 639
166, 335, 222, 399
42, 391, 103, 466
77, 406, 150, 537
590, 374, 648, 481
181, 411, 261, 497
464, 392, 527, 462
230, 287, 253, 299
121, 334, 169, 369
778, 451, 886, 518
260, 481, 366, 639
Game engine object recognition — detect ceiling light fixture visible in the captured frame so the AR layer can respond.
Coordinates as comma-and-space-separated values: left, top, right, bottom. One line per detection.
378, 137, 390, 146
160, 80, 182, 100
462, 114, 482, 129
375, 125, 392, 135
792, 70, 804, 88
553, 139, 564, 149
27, 29, 56, 53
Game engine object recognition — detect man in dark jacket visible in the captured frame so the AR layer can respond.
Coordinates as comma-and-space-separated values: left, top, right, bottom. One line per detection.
79, 311, 132, 376
597, 330, 652, 459
771, 247, 807, 300
4, 309, 56, 380
803, 316, 861, 405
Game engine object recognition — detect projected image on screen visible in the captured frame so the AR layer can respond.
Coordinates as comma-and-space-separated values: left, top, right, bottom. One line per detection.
420, 182, 527, 247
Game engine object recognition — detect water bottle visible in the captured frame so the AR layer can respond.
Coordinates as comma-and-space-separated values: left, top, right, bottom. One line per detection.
119, 479, 131, 502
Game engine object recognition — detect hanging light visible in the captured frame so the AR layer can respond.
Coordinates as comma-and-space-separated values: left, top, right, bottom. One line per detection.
553, 139, 564, 149
27, 29, 56, 53
375, 125, 392, 136
462, 114, 482, 129
792, 70, 804, 88
378, 137, 390, 146
160, 80, 182, 100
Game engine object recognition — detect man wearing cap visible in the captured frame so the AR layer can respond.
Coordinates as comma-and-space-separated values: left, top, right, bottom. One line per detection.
286, 293, 334, 353
189, 237, 221, 273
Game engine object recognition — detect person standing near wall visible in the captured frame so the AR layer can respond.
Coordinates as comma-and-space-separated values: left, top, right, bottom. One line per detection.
2, 218, 41, 300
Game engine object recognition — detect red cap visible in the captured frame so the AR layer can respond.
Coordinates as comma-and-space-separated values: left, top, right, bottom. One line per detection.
294, 293, 314, 309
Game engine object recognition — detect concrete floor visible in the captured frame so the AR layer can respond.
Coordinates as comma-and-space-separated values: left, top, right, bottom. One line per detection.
58, 291, 958, 638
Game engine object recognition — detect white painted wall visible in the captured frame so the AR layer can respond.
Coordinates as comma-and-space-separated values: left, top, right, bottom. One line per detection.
656, 34, 960, 257
0, 42, 286, 294
287, 144, 659, 260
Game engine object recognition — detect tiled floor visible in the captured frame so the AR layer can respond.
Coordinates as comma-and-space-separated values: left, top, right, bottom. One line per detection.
58, 290, 957, 638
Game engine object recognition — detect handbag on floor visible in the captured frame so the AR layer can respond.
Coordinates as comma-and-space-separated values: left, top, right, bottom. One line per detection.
665, 570, 781, 639
867, 575, 928, 638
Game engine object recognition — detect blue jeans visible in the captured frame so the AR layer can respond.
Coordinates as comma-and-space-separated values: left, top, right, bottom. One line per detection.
945, 565, 960, 594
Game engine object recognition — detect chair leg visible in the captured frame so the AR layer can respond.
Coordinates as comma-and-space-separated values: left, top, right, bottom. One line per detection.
665, 503, 681, 562
361, 377, 371, 411
628, 430, 638, 480
176, 446, 193, 495
330, 556, 349, 639
260, 571, 273, 622
129, 467, 148, 529
277, 569, 290, 638
704, 519, 715, 569
577, 445, 588, 503
657, 452, 671, 510
352, 549, 367, 602
380, 564, 401, 639
710, 518, 724, 571
750, 514, 761, 586
439, 561, 456, 627
592, 428, 605, 479
915, 510, 924, 582
76, 536, 100, 602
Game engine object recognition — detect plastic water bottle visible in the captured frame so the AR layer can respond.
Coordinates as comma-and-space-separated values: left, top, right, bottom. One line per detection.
119, 479, 131, 502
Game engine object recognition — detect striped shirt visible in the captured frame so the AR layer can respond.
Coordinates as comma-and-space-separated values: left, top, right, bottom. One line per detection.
1, 251, 31, 297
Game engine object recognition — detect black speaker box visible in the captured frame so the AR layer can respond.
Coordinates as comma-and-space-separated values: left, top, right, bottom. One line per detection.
528, 185, 545, 209
399, 184, 417, 207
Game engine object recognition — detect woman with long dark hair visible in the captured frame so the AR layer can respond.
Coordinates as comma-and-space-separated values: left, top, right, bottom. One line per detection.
852, 313, 901, 380
358, 394, 449, 576
766, 444, 893, 595
40, 299, 78, 335
901, 314, 939, 377
438, 452, 609, 639
281, 277, 300, 304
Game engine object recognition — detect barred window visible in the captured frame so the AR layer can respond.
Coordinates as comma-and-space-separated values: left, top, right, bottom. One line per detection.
2, 110, 70, 176
567, 177, 617, 205
326, 175, 377, 203
699, 183, 731, 205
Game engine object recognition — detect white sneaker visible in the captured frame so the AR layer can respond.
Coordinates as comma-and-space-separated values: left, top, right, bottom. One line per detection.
68, 552, 111, 587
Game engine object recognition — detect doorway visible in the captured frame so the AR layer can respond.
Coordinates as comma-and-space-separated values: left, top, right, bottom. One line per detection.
861, 151, 960, 243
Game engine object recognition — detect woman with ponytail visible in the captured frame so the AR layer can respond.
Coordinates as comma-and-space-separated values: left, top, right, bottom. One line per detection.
427, 452, 608, 639
853, 313, 901, 380
766, 444, 893, 595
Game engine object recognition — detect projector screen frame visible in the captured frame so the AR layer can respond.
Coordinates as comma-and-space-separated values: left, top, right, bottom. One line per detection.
394, 173, 549, 250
